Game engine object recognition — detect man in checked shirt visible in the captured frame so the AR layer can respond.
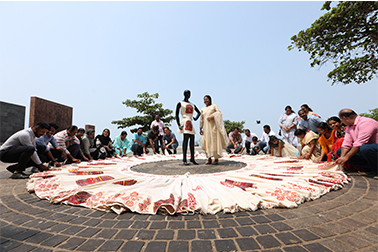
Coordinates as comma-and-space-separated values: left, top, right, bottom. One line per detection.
48, 125, 81, 164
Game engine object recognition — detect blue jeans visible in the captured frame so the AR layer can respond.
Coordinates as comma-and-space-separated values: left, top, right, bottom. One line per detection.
165, 142, 178, 154
258, 141, 269, 154
336, 143, 378, 173
226, 143, 243, 154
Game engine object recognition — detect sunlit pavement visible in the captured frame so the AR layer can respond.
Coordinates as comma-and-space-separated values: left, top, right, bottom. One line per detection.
1, 148, 377, 252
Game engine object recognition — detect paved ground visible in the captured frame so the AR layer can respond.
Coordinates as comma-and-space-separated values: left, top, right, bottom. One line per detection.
0, 148, 377, 252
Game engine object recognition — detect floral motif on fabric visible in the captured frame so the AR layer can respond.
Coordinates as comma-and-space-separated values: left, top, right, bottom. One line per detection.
308, 179, 333, 187
75, 175, 114, 186
139, 198, 151, 213
262, 173, 293, 177
113, 180, 137, 186
66, 191, 92, 205
267, 187, 299, 202
316, 178, 342, 185
274, 160, 299, 163
192, 185, 202, 191
178, 193, 197, 212
34, 177, 60, 198
319, 172, 347, 180
185, 121, 193, 131
220, 181, 235, 188
153, 193, 175, 213
286, 166, 303, 171
318, 161, 337, 168
185, 104, 193, 114
224, 179, 256, 191
288, 182, 316, 193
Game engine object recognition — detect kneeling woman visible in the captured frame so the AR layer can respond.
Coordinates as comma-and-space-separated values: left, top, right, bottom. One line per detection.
94, 129, 118, 159
294, 129, 321, 161
268, 135, 298, 158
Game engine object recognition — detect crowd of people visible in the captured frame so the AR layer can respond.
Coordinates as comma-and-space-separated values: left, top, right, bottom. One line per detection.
0, 99, 377, 179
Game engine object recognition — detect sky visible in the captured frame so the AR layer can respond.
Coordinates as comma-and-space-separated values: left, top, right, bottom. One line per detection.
1, 1, 377, 142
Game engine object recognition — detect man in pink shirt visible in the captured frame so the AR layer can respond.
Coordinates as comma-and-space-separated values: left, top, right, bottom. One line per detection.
150, 115, 165, 154
336, 109, 378, 175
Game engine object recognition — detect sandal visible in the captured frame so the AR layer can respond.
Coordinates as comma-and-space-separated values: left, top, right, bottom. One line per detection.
205, 158, 212, 165
213, 159, 219, 165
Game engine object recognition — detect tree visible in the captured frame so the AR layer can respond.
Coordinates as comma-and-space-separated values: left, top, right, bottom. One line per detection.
360, 108, 378, 121
223, 120, 245, 134
111, 92, 175, 133
288, 1, 378, 85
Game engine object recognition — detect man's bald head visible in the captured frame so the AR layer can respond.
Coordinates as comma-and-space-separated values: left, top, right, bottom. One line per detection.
339, 109, 357, 126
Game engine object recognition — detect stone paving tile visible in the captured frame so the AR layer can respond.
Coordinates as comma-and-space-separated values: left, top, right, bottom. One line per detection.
177, 230, 196, 240
338, 234, 372, 248
235, 217, 255, 226
97, 220, 118, 228
76, 239, 105, 251
203, 220, 220, 228
167, 241, 189, 252
144, 241, 167, 252
186, 220, 202, 229
219, 219, 239, 227
214, 239, 237, 251
265, 214, 285, 222
136, 230, 155, 240
270, 222, 293, 232
61, 226, 86, 235
282, 245, 308, 252
255, 224, 277, 234
303, 242, 333, 252
319, 238, 355, 252
40, 234, 69, 247
256, 235, 282, 249
7, 243, 36, 252
197, 229, 216, 239
217, 228, 238, 238
0, 240, 23, 251
113, 220, 133, 228
97, 240, 124, 251
236, 226, 259, 236
307, 226, 336, 238
81, 218, 102, 227
114, 229, 137, 240
12, 229, 40, 241
120, 241, 145, 252
292, 229, 320, 241
236, 237, 261, 251
95, 228, 118, 239
24, 232, 54, 244
155, 230, 175, 240
58, 237, 87, 250
130, 220, 149, 229
191, 240, 213, 251
251, 215, 272, 224
275, 232, 302, 245
168, 221, 185, 229
76, 227, 102, 237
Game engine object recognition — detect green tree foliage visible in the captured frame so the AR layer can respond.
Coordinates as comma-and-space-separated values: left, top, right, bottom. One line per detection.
223, 120, 245, 134
288, 1, 378, 85
112, 92, 175, 133
360, 108, 378, 121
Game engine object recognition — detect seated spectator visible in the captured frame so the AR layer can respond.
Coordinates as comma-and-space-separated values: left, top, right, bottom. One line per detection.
80, 129, 98, 161
259, 125, 276, 154
0, 122, 50, 179
74, 128, 89, 161
34, 122, 61, 171
295, 129, 321, 161
94, 129, 117, 159
114, 131, 131, 157
49, 125, 81, 164
241, 129, 258, 154
317, 122, 334, 161
279, 105, 299, 147
162, 127, 179, 154
253, 145, 265, 155
250, 136, 261, 155
336, 109, 378, 175
268, 135, 298, 158
298, 109, 324, 134
146, 126, 160, 154
226, 127, 243, 154
131, 127, 149, 156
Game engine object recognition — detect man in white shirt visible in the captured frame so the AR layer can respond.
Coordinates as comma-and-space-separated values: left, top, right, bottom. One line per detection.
150, 115, 165, 154
259, 125, 276, 154
0, 122, 50, 179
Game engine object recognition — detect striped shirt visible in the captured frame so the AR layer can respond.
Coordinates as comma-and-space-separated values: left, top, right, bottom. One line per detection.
49, 130, 80, 155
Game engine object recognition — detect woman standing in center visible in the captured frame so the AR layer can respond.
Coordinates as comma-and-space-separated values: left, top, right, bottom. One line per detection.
200, 95, 228, 165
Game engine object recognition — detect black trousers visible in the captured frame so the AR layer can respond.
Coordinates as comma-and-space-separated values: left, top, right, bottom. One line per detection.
0, 145, 35, 172
50, 144, 81, 163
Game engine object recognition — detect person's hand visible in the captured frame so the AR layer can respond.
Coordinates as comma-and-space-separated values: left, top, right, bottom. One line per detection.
207, 116, 214, 121
164, 146, 168, 149
234, 144, 238, 149
285, 127, 290, 133
336, 156, 349, 166
53, 161, 61, 167
141, 143, 145, 148
39, 164, 50, 171
72, 158, 81, 164
304, 154, 311, 160
83, 156, 89, 161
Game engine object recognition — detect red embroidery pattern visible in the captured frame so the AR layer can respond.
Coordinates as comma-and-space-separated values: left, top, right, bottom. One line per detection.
249, 174, 283, 181
70, 171, 104, 175
288, 182, 316, 193
192, 185, 202, 191
274, 160, 299, 163
185, 104, 193, 114
286, 166, 304, 170
139, 198, 151, 213
153, 194, 175, 213
262, 173, 293, 177
66, 191, 92, 205
267, 188, 299, 202
76, 176, 114, 186
318, 161, 337, 168
220, 181, 235, 188
185, 121, 193, 131
113, 180, 137, 186
308, 179, 333, 187
319, 172, 347, 180
224, 179, 256, 191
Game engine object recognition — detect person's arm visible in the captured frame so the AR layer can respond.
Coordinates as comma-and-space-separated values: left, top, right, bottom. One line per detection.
270, 145, 274, 156
305, 140, 317, 160
200, 109, 204, 135
337, 147, 360, 165
278, 141, 282, 157
149, 138, 156, 154
319, 149, 326, 161
278, 114, 286, 131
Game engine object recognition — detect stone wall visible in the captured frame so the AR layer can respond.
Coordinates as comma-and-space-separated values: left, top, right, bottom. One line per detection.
0, 101, 26, 143
29, 97, 72, 131
85, 125, 95, 132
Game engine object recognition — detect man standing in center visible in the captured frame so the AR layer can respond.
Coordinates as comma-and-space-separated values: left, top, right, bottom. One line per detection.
150, 115, 165, 155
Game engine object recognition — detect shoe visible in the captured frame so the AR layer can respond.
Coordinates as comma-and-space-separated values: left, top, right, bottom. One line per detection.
31, 167, 42, 173
190, 160, 199, 165
10, 172, 30, 179
6, 164, 18, 173
213, 159, 219, 165
205, 159, 212, 165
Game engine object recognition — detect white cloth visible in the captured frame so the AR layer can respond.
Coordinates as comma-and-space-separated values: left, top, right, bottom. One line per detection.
150, 120, 165, 136
200, 104, 228, 159
177, 101, 196, 135
261, 130, 276, 144
26, 154, 349, 215
242, 133, 258, 147
279, 113, 299, 147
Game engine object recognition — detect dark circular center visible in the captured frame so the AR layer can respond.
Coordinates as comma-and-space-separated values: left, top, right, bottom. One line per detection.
130, 159, 247, 175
